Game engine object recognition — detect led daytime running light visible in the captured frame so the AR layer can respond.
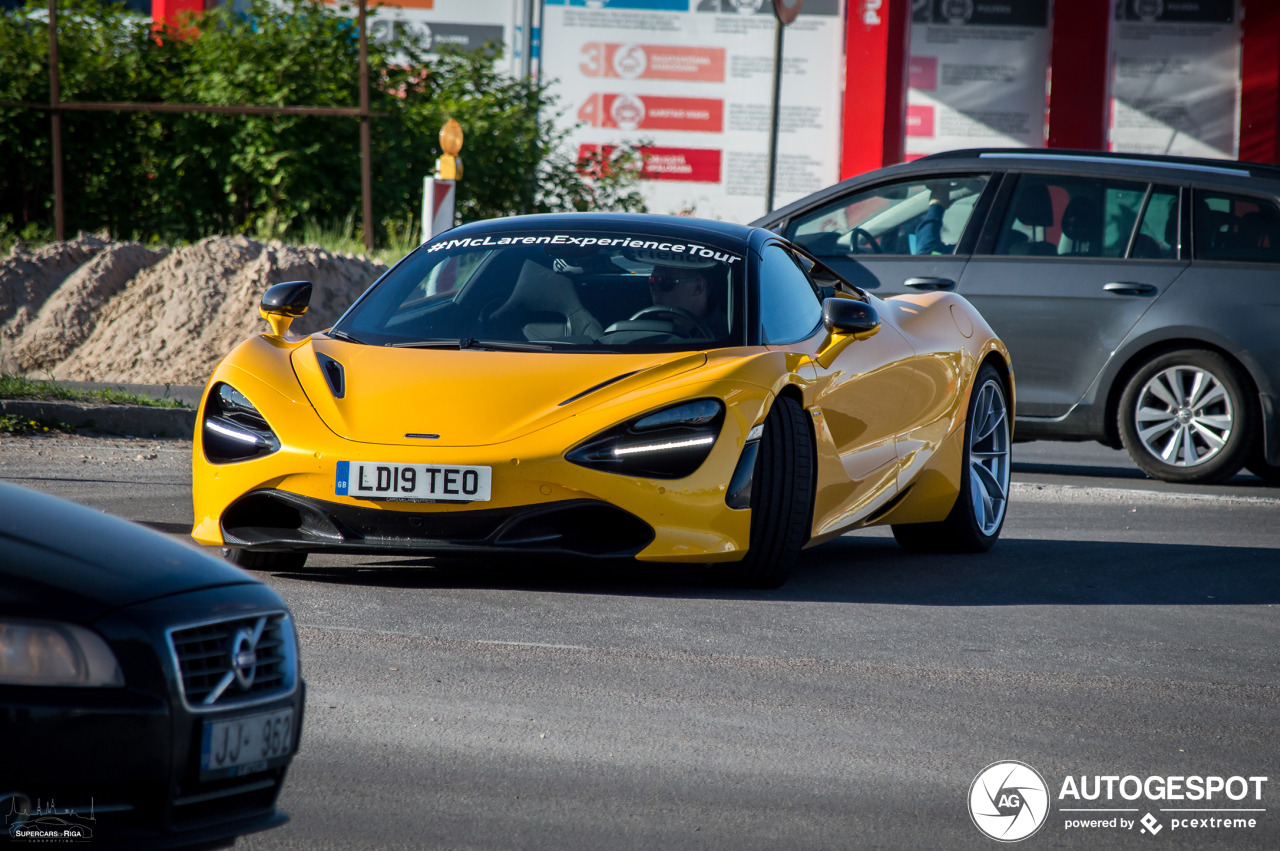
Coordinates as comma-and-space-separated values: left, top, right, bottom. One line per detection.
613, 436, 716, 456
206, 419, 261, 444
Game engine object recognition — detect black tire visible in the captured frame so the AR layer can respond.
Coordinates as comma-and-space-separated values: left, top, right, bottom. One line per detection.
704, 395, 814, 589
222, 548, 308, 571
892, 363, 1009, 553
1117, 349, 1255, 484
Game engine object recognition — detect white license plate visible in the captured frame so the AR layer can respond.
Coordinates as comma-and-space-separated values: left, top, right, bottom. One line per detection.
201, 707, 294, 779
335, 461, 492, 502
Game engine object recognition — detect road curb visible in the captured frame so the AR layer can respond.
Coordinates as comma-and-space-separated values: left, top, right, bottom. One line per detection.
0, 399, 196, 438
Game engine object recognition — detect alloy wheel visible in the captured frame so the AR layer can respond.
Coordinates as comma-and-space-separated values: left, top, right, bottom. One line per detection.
969, 378, 1010, 536
1133, 366, 1233, 468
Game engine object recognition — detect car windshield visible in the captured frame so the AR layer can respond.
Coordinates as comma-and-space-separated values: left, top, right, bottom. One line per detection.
332, 230, 745, 352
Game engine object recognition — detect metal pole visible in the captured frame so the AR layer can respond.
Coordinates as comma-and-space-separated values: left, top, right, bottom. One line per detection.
358, 0, 373, 251
763, 19, 784, 216
48, 0, 64, 242
520, 0, 535, 78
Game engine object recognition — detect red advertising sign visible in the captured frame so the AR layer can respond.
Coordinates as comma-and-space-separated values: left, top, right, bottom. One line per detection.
577, 94, 724, 133
579, 43, 726, 83
906, 104, 935, 137
577, 145, 722, 183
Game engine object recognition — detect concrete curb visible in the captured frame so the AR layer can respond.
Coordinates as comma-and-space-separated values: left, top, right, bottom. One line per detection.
1, 399, 196, 438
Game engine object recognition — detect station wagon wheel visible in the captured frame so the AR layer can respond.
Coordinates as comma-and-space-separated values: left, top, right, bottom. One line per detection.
223, 548, 309, 571
892, 363, 1009, 553
1118, 349, 1255, 485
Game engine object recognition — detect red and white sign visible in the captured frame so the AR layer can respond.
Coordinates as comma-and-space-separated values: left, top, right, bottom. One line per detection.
579, 43, 726, 82
579, 145, 721, 183
577, 94, 724, 133
905, 104, 934, 137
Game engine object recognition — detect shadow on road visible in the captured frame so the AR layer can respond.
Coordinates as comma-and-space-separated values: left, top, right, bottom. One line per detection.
271, 534, 1280, 606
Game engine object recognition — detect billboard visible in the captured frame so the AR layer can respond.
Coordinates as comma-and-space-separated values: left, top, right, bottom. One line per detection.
1108, 0, 1241, 159
352, 0, 525, 77
905, 0, 1051, 159
541, 0, 846, 222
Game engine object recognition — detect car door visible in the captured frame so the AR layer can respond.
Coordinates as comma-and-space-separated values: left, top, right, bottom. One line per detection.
757, 244, 918, 533
957, 174, 1188, 418
782, 172, 996, 297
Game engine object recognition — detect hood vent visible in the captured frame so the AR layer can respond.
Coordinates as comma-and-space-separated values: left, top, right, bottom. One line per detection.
558, 370, 641, 407
316, 353, 345, 399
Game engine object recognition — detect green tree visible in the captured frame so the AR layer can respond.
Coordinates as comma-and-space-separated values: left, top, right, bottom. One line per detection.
0, 0, 645, 245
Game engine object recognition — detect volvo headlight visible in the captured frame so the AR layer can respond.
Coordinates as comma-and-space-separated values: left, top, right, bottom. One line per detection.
566, 399, 725, 479
0, 620, 124, 687
202, 382, 281, 464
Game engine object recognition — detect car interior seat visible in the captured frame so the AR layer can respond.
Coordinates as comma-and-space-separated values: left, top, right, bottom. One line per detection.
1060, 196, 1103, 256
1005, 182, 1057, 256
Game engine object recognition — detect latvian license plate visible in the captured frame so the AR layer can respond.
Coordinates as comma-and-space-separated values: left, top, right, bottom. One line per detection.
200, 707, 294, 780
335, 461, 492, 502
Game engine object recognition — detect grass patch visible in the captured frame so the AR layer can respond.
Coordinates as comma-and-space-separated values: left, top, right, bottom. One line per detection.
0, 413, 74, 435
0, 374, 190, 408
282, 213, 419, 267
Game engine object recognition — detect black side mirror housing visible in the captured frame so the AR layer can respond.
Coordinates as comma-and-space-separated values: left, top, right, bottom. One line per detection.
259, 281, 312, 338
261, 281, 313, 317
822, 297, 880, 337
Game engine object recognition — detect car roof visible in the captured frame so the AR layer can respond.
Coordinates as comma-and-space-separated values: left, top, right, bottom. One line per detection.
754, 148, 1280, 227
441, 212, 757, 245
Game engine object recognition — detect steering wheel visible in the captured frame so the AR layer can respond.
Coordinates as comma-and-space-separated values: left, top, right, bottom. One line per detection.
850, 227, 884, 255
625, 305, 715, 339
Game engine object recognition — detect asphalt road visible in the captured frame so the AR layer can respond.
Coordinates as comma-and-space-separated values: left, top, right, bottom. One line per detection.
2, 435, 1278, 849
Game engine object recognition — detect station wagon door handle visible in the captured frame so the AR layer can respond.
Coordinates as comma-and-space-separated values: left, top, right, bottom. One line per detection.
903, 277, 956, 291
1103, 282, 1158, 296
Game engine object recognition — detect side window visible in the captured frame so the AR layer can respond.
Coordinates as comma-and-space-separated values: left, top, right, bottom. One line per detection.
993, 175, 1148, 258
758, 245, 823, 345
1194, 190, 1280, 263
785, 175, 989, 257
1131, 186, 1180, 259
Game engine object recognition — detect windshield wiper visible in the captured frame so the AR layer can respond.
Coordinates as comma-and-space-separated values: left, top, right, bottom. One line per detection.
388, 337, 554, 352
328, 329, 366, 345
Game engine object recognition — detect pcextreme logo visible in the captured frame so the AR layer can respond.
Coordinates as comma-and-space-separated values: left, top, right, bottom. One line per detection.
969, 762, 1269, 842
969, 761, 1050, 842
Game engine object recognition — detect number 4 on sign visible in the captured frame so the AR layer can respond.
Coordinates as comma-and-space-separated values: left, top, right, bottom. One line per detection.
578, 93, 604, 127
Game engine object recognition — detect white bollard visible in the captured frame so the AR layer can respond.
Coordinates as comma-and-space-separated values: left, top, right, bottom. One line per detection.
421, 177, 456, 243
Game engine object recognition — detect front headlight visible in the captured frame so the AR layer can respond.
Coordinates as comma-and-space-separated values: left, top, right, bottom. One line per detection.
566, 399, 725, 479
202, 382, 281, 464
0, 620, 124, 687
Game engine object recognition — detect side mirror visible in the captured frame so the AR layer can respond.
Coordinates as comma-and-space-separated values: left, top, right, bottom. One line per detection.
823, 297, 880, 338
259, 281, 312, 338
814, 298, 880, 369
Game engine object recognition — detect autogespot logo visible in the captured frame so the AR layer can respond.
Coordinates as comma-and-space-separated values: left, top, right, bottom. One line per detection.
969, 761, 1050, 842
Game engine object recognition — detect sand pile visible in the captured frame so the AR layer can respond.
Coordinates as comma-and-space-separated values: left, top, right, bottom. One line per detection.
1, 235, 388, 385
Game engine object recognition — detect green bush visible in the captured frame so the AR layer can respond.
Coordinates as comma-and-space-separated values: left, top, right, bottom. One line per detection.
0, 0, 645, 246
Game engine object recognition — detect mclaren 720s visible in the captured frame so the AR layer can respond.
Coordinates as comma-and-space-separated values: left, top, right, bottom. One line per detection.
191, 213, 1014, 588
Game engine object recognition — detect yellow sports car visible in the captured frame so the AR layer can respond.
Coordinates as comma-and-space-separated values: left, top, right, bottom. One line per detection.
192, 213, 1013, 587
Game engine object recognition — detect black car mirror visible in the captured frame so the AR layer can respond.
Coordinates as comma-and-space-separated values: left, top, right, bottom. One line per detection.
259, 281, 312, 337
815, 298, 880, 368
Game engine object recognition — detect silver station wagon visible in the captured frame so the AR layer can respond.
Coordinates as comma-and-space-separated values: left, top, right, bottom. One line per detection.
756, 149, 1280, 485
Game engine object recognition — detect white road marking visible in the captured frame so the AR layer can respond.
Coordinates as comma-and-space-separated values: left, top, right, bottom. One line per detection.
1012, 481, 1280, 507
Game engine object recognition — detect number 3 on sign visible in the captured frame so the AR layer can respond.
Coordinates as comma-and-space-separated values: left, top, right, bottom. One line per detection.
580, 42, 602, 77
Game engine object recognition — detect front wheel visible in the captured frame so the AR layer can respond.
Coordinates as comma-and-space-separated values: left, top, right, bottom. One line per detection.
223, 548, 308, 571
1117, 349, 1255, 484
892, 363, 1010, 553
703, 395, 814, 589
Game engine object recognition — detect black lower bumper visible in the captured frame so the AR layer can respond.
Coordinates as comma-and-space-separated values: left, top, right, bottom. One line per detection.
221, 491, 655, 558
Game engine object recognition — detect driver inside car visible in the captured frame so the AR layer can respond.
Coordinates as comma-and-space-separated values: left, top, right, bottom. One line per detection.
647, 265, 728, 339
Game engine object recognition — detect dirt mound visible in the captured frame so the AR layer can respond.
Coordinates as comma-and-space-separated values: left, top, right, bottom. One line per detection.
1, 235, 388, 385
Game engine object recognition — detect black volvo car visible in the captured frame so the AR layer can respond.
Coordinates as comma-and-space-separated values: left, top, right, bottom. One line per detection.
755, 148, 1280, 485
0, 481, 303, 849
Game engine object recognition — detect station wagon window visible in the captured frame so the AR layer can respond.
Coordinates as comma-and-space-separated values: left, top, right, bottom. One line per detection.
1131, 186, 1180, 259
785, 175, 989, 257
993, 175, 1148, 258
758, 245, 822, 344
1193, 190, 1280, 263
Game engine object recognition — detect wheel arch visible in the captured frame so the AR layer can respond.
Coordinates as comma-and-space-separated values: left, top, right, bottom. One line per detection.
1101, 337, 1262, 450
